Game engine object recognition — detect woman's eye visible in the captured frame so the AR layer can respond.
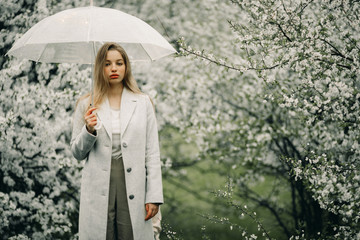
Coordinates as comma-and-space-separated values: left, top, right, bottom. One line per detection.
117, 62, 123, 66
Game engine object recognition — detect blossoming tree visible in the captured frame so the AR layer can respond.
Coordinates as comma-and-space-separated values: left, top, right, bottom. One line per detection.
2, 0, 359, 239
0, 0, 94, 238
175, 0, 360, 238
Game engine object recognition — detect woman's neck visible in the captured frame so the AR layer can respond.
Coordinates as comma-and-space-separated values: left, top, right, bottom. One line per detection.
108, 83, 124, 109
108, 82, 124, 97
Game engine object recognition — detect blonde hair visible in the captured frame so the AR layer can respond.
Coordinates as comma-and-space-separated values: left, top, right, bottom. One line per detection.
78, 42, 142, 107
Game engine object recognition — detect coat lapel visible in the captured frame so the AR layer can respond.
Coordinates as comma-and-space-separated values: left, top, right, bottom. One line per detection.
97, 98, 112, 141
120, 87, 138, 136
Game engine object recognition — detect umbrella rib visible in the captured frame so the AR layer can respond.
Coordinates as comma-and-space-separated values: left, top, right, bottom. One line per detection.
36, 45, 47, 62
140, 43, 154, 61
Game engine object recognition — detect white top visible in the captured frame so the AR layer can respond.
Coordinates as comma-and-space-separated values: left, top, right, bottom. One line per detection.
110, 108, 121, 134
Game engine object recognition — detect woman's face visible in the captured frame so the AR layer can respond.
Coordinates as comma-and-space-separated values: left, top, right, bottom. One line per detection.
104, 49, 126, 85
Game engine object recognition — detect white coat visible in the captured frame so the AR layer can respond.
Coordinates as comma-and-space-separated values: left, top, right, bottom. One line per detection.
71, 87, 163, 240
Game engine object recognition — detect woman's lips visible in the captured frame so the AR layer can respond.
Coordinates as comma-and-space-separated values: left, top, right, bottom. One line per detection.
110, 74, 119, 79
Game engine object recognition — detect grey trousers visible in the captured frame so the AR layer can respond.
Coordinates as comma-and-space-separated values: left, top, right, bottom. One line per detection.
106, 134, 134, 240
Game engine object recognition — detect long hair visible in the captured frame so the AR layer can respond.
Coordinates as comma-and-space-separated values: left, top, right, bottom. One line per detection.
78, 42, 142, 107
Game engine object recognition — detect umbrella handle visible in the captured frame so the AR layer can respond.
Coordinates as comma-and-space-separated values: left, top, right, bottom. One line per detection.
94, 113, 102, 130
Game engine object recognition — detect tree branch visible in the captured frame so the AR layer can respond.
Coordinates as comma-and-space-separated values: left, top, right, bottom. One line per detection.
268, 21, 293, 42
319, 38, 354, 62
179, 46, 280, 72
314, 58, 351, 70
237, 186, 292, 238
166, 177, 215, 204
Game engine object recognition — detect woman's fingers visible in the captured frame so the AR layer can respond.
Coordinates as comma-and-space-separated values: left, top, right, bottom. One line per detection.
86, 107, 97, 116
85, 114, 97, 122
84, 107, 98, 134
84, 107, 97, 122
145, 209, 151, 221
84, 112, 97, 121
145, 203, 159, 221
87, 117, 97, 124
88, 120, 97, 127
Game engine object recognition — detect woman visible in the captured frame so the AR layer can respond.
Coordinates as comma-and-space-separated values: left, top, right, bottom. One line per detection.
71, 42, 163, 240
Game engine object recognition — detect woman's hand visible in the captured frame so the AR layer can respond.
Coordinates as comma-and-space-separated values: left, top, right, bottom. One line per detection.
84, 106, 97, 134
145, 203, 159, 221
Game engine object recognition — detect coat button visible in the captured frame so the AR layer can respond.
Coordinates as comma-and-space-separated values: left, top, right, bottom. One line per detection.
122, 142, 128, 148
129, 194, 134, 200
127, 168, 132, 173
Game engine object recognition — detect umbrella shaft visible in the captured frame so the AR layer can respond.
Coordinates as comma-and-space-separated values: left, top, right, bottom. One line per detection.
91, 62, 94, 106
91, 41, 96, 106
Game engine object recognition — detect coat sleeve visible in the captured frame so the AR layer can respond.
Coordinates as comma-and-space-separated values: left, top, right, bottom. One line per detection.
70, 99, 97, 161
144, 96, 164, 204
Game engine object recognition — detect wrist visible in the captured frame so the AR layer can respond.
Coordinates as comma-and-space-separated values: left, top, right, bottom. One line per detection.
86, 125, 96, 135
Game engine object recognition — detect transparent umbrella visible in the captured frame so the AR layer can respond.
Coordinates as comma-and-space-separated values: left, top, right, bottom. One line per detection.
7, 6, 176, 63
7, 5, 176, 129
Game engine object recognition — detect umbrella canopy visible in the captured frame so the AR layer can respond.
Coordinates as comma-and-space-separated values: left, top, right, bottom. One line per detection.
7, 6, 176, 63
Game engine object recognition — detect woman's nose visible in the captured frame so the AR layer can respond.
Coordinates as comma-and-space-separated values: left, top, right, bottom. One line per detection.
111, 64, 117, 71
